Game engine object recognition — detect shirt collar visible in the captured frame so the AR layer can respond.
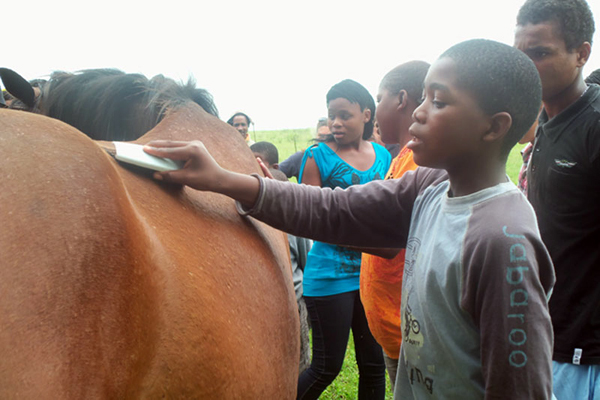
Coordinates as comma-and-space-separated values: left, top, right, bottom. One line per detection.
538, 84, 600, 142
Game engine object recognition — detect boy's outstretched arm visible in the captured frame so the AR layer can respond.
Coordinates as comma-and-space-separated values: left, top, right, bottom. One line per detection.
145, 140, 447, 249
143, 140, 260, 207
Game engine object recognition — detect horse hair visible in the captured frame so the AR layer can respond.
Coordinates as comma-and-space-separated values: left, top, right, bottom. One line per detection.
38, 68, 219, 141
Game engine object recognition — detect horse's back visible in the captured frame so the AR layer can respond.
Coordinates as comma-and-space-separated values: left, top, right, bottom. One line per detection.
0, 108, 298, 398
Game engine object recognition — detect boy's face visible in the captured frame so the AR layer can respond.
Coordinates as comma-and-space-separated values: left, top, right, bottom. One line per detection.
376, 88, 401, 145
408, 58, 491, 170
514, 21, 583, 102
327, 98, 370, 145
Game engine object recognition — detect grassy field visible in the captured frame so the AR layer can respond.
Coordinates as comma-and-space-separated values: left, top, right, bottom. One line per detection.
252, 128, 526, 399
250, 128, 315, 160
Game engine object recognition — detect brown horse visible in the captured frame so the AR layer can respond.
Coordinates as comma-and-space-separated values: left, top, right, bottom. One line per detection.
0, 69, 298, 398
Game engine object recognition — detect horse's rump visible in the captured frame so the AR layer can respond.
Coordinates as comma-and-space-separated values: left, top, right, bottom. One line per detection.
0, 106, 298, 398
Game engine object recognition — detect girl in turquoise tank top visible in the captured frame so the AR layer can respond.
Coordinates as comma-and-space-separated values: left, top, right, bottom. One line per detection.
297, 79, 391, 399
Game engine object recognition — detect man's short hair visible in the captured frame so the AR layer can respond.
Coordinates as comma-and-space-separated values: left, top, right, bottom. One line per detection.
517, 0, 595, 50
380, 61, 430, 104
439, 39, 542, 158
250, 141, 279, 165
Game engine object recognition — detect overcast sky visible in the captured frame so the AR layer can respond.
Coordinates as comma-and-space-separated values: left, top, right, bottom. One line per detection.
4, 0, 600, 130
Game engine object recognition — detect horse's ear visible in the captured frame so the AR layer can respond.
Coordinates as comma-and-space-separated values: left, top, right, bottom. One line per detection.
0, 68, 35, 108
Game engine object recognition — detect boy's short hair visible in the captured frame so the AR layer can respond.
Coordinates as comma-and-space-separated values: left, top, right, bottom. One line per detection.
380, 61, 430, 103
585, 68, 600, 85
250, 141, 279, 165
440, 39, 542, 158
517, 0, 595, 50
326, 79, 376, 140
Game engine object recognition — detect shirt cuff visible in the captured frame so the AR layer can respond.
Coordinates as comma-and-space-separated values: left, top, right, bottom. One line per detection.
235, 173, 266, 216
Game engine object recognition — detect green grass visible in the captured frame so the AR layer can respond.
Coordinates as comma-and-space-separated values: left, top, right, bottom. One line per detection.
250, 128, 315, 160
506, 142, 527, 184
309, 332, 394, 400
255, 129, 526, 398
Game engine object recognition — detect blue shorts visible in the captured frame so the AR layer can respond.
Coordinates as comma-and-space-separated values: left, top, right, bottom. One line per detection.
553, 361, 600, 400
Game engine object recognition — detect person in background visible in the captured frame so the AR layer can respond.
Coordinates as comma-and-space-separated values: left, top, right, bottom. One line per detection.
269, 168, 312, 374
516, 106, 541, 194
279, 118, 330, 180
296, 79, 390, 399
515, 0, 600, 398
227, 112, 255, 145
367, 119, 385, 147
585, 68, 600, 85
250, 141, 279, 170
360, 60, 429, 389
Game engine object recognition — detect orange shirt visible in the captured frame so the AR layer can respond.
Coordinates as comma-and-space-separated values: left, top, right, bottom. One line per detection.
360, 146, 418, 359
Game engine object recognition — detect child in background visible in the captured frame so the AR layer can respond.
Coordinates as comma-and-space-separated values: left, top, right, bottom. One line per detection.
359, 60, 429, 389
295, 79, 390, 399
250, 142, 312, 374
270, 168, 313, 374
145, 39, 554, 399
250, 141, 280, 170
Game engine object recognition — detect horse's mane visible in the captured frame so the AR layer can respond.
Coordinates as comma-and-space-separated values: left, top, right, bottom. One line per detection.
37, 69, 219, 141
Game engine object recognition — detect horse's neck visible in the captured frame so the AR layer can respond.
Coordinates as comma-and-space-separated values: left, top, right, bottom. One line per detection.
136, 103, 217, 144
94, 103, 214, 156
95, 102, 255, 174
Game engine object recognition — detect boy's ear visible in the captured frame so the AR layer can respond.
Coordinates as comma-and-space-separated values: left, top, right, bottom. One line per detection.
575, 42, 592, 67
482, 112, 512, 143
397, 90, 408, 111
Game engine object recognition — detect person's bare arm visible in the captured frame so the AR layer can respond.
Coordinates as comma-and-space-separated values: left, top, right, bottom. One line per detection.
299, 155, 322, 187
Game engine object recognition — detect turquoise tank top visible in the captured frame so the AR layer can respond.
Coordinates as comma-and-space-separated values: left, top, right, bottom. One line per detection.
299, 141, 391, 296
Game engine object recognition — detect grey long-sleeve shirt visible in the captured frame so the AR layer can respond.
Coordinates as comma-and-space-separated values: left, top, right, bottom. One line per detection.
238, 167, 555, 399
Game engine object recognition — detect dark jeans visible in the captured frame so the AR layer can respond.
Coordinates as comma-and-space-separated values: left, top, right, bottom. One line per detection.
298, 290, 386, 400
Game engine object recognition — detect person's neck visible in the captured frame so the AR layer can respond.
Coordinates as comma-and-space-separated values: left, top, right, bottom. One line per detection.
396, 107, 418, 149
446, 161, 507, 198
543, 77, 587, 120
397, 121, 413, 149
332, 138, 364, 153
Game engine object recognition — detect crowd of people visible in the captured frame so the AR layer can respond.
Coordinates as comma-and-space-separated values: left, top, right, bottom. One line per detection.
144, 0, 600, 398
3, 0, 599, 398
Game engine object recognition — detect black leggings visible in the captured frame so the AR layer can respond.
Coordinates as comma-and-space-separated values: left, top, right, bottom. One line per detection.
297, 290, 386, 399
